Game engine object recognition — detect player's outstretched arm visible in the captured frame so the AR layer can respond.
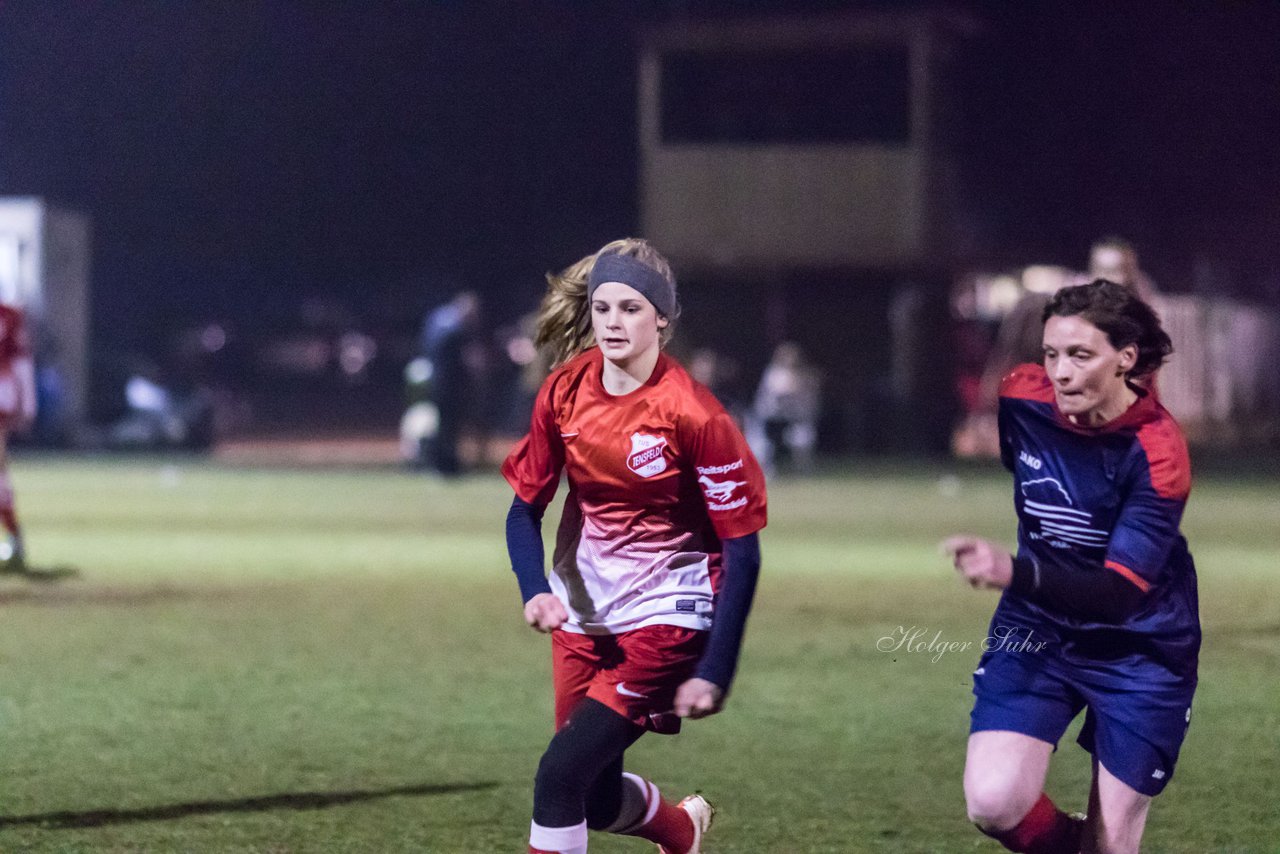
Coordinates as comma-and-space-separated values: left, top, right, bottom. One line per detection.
943, 534, 1148, 621
942, 535, 1013, 590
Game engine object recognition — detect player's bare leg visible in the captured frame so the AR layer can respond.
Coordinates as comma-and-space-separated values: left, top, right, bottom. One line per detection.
965, 731, 1053, 831
0, 430, 25, 572
1081, 758, 1151, 854
965, 730, 1081, 853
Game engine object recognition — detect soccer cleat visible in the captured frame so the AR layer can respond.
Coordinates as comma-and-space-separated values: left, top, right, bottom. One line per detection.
658, 794, 714, 854
0, 537, 27, 575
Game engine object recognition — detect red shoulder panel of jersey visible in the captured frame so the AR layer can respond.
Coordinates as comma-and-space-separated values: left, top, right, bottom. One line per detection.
998, 363, 1055, 404
660, 358, 729, 430
540, 347, 601, 409
1135, 411, 1192, 500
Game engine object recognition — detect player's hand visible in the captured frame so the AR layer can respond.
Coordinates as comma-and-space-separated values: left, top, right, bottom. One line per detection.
941, 535, 1013, 590
523, 593, 567, 633
674, 677, 724, 719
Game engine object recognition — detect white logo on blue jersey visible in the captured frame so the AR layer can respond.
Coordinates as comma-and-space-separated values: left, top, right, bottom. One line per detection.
1020, 477, 1109, 548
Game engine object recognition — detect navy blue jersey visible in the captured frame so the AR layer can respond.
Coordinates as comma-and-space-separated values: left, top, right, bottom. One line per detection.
991, 365, 1200, 689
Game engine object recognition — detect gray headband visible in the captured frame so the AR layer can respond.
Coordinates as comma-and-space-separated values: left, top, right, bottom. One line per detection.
588, 253, 677, 319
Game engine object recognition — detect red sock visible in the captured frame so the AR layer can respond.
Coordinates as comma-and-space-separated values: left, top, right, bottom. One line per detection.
617, 776, 695, 853
0, 476, 18, 539
984, 793, 1082, 854
632, 801, 694, 853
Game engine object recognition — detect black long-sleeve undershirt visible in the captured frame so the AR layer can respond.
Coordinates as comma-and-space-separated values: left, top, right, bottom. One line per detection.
506, 496, 552, 603
1009, 555, 1147, 623
694, 533, 760, 691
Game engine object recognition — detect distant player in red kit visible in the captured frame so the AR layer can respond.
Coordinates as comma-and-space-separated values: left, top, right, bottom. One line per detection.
503, 238, 767, 854
0, 304, 36, 573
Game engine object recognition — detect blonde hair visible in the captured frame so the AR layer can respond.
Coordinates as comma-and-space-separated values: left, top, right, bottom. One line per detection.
534, 237, 678, 367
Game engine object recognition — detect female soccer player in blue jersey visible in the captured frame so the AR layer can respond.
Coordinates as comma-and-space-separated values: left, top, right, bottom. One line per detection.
944, 279, 1198, 854
503, 238, 768, 854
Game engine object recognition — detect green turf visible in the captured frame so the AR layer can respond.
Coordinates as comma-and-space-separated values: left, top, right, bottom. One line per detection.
1, 456, 1276, 852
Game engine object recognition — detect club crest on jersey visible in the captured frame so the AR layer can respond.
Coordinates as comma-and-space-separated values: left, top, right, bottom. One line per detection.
627, 432, 669, 477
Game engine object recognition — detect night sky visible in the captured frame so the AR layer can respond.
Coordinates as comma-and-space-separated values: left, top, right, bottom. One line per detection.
3, 1, 1279, 359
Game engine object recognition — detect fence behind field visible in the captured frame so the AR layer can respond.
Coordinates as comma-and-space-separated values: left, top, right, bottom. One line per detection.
1155, 295, 1280, 444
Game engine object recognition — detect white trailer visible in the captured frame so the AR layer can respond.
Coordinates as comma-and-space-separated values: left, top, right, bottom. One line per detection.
0, 196, 92, 431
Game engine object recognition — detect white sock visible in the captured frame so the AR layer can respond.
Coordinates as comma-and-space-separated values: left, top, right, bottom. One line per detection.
529, 819, 588, 854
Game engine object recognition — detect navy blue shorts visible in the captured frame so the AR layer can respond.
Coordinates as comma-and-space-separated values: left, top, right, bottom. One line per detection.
970, 648, 1194, 796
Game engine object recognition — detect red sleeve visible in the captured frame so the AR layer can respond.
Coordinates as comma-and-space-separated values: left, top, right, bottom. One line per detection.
689, 412, 767, 539
500, 379, 565, 507
999, 363, 1054, 403
1135, 417, 1191, 500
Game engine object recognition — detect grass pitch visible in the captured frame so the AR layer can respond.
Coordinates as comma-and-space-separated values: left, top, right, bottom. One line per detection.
1, 455, 1277, 852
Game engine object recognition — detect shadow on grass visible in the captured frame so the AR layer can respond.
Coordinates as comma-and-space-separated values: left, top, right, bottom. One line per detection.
0, 564, 81, 584
0, 781, 499, 829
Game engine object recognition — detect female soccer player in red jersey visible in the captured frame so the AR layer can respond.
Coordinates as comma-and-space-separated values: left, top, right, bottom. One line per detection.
0, 303, 36, 573
503, 238, 767, 854
944, 280, 1199, 854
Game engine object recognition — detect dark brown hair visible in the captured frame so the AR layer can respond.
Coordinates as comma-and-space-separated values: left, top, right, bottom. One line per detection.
1043, 279, 1173, 378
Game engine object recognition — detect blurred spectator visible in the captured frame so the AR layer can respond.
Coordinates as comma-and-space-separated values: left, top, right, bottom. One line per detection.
1087, 236, 1159, 301
419, 290, 481, 476
954, 265, 1075, 459
490, 315, 542, 437
1084, 238, 1161, 396
31, 317, 71, 446
107, 359, 215, 450
749, 341, 821, 475
980, 265, 1077, 405
688, 346, 746, 424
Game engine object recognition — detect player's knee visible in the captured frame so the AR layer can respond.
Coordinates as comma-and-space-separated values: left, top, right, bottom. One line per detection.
536, 728, 610, 801
583, 788, 622, 830
964, 777, 1029, 831
534, 746, 583, 801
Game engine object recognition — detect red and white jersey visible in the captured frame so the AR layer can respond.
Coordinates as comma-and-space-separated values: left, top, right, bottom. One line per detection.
503, 347, 767, 635
0, 305, 34, 421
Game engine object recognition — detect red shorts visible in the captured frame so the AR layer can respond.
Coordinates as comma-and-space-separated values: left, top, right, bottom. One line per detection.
552, 624, 707, 734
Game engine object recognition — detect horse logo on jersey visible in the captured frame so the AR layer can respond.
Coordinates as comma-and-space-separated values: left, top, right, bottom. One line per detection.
698, 474, 745, 504
697, 460, 748, 510
627, 432, 669, 477
1020, 477, 1107, 549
